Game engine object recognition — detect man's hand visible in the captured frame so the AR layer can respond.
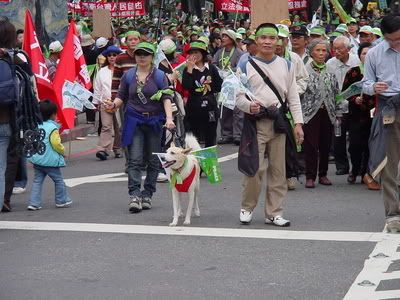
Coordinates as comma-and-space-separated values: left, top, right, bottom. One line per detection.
249, 101, 261, 114
294, 124, 304, 145
165, 118, 176, 130
374, 82, 389, 94
355, 96, 363, 105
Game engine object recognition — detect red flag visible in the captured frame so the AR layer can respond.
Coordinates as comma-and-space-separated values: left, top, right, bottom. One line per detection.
22, 10, 55, 102
53, 20, 92, 129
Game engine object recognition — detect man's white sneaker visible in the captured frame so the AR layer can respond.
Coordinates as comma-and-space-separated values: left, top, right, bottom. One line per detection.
265, 216, 291, 227
27, 205, 41, 211
240, 209, 253, 224
157, 173, 169, 182
13, 187, 26, 194
56, 200, 73, 208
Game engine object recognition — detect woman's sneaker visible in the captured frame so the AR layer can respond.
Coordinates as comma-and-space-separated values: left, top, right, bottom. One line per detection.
265, 216, 291, 227
27, 205, 41, 211
240, 209, 253, 224
141, 197, 152, 210
129, 196, 142, 213
56, 200, 73, 208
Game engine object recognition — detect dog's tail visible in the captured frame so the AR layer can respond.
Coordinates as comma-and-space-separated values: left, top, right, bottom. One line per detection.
185, 133, 201, 151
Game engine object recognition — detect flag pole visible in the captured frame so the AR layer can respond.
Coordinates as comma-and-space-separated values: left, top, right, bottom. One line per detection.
155, 0, 166, 42
319, 0, 324, 26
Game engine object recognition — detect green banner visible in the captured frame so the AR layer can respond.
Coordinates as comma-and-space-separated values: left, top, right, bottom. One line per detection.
192, 146, 222, 184
173, 61, 187, 83
329, 0, 352, 23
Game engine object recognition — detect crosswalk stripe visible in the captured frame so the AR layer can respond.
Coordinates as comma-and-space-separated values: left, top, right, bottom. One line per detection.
0, 221, 392, 243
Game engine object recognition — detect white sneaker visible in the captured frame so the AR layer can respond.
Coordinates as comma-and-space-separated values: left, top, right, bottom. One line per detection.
265, 215, 291, 227
287, 178, 297, 190
157, 173, 169, 182
240, 209, 253, 224
56, 200, 73, 208
13, 187, 26, 194
27, 205, 41, 211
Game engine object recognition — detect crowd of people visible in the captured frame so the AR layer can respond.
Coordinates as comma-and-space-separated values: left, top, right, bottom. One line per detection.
0, 7, 399, 230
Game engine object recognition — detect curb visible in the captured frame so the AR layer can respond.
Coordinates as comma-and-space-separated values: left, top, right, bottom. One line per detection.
61, 124, 96, 143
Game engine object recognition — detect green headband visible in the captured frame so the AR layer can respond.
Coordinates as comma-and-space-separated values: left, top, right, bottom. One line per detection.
255, 27, 278, 38
125, 31, 140, 38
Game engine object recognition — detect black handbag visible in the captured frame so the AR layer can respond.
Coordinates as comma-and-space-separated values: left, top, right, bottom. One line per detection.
249, 58, 289, 133
238, 114, 259, 177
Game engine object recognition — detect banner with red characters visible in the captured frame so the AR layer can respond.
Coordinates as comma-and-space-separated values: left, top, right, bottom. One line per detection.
215, 0, 251, 13
68, 0, 146, 18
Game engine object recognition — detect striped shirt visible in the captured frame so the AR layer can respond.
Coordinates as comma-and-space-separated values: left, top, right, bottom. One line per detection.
111, 51, 136, 99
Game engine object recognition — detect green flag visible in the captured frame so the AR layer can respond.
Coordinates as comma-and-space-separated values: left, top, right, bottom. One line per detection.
192, 146, 222, 184
335, 81, 363, 103
173, 61, 187, 83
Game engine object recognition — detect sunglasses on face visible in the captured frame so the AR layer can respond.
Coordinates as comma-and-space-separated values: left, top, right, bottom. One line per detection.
107, 53, 117, 57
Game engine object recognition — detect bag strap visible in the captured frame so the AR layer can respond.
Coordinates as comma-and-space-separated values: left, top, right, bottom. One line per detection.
248, 58, 287, 111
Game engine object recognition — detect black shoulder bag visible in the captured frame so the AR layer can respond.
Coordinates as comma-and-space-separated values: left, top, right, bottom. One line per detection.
248, 58, 299, 178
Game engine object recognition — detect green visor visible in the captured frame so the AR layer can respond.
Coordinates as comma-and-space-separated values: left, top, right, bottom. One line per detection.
134, 42, 156, 55
188, 41, 208, 53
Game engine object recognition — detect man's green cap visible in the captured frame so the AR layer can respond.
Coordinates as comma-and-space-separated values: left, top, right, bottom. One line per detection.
372, 27, 382, 37
310, 26, 326, 36
336, 23, 348, 33
237, 27, 246, 34
276, 24, 289, 38
347, 17, 357, 24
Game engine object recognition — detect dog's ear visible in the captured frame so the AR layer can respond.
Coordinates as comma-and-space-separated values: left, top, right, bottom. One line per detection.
183, 147, 192, 154
170, 141, 175, 148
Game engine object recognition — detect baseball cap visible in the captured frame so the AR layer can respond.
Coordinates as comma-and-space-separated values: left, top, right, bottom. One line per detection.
188, 40, 208, 53
359, 25, 373, 34
237, 27, 246, 35
95, 37, 108, 49
347, 17, 357, 24
243, 34, 256, 45
371, 27, 383, 37
49, 40, 63, 53
336, 24, 349, 33
134, 42, 156, 55
309, 26, 326, 37
277, 24, 289, 38
159, 38, 177, 55
289, 25, 309, 36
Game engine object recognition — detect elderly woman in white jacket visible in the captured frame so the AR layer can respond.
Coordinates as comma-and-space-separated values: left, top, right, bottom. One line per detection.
93, 45, 122, 161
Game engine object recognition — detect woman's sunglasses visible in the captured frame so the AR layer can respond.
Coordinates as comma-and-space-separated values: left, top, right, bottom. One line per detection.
107, 53, 118, 57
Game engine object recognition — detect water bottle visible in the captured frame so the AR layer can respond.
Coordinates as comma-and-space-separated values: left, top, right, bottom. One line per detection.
334, 119, 342, 137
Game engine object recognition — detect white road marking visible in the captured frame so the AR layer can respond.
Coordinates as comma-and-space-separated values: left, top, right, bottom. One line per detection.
344, 231, 400, 300
64, 152, 239, 187
0, 221, 394, 243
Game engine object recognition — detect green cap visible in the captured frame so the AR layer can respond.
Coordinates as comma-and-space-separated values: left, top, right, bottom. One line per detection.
188, 40, 208, 53
359, 25, 373, 34
310, 26, 326, 36
237, 27, 246, 34
276, 24, 289, 38
134, 42, 156, 55
330, 31, 343, 38
198, 36, 210, 45
371, 27, 382, 37
336, 24, 348, 33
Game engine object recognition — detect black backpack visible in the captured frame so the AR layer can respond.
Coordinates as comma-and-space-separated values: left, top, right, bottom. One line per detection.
0, 50, 45, 157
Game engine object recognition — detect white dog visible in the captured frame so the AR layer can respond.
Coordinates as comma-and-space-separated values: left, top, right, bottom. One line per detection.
163, 134, 201, 226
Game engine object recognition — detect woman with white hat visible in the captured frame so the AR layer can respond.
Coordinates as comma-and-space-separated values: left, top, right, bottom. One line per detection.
93, 45, 123, 161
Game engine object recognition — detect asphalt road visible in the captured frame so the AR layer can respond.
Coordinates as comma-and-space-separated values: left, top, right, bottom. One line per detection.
1, 136, 399, 300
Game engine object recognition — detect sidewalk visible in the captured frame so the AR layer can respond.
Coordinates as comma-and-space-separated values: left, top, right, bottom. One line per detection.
60, 112, 97, 143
